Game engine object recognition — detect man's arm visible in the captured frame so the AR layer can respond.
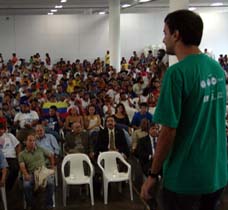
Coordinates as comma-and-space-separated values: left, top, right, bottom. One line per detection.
141, 125, 176, 200
48, 154, 55, 169
50, 135, 60, 156
15, 143, 22, 156
19, 162, 31, 181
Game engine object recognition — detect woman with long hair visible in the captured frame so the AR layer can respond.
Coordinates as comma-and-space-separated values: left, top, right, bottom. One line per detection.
113, 103, 130, 129
84, 104, 101, 135
64, 106, 84, 133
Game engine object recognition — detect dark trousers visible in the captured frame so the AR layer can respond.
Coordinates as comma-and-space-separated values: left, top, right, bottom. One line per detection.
161, 187, 224, 210
23, 175, 54, 208
6, 158, 19, 191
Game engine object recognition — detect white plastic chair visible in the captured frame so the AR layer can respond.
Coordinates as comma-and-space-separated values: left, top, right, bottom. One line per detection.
61, 153, 94, 207
97, 151, 133, 204
0, 186, 7, 210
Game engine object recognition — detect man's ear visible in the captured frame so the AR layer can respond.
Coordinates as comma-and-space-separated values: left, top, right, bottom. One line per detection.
173, 30, 181, 42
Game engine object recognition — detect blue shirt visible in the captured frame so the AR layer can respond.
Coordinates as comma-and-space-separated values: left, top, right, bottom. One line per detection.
131, 112, 153, 128
36, 134, 60, 155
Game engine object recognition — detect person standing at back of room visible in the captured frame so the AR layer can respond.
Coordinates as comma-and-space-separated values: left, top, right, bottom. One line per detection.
141, 10, 227, 210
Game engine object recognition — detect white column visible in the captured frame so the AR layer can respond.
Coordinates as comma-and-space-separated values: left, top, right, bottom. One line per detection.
109, 0, 121, 71
169, 0, 189, 66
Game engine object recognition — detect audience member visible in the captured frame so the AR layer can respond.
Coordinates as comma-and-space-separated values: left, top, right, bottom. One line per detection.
64, 106, 84, 133
95, 115, 129, 159
135, 123, 159, 176
131, 118, 150, 153
0, 149, 8, 187
0, 117, 21, 191
35, 124, 60, 157
131, 102, 153, 129
64, 122, 93, 158
14, 99, 39, 144
19, 133, 55, 210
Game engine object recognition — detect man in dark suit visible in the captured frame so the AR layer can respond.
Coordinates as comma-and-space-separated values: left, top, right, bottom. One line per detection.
95, 115, 129, 158
135, 123, 159, 176
64, 122, 94, 159
136, 123, 159, 210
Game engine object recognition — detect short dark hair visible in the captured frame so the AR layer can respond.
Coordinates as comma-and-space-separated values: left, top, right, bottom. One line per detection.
164, 10, 203, 46
50, 105, 57, 111
105, 115, 115, 124
139, 102, 148, 108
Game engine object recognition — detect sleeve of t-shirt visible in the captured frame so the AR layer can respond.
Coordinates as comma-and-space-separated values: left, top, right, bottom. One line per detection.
153, 66, 183, 128
31, 111, 39, 120
8, 133, 20, 147
18, 152, 24, 164
14, 113, 20, 122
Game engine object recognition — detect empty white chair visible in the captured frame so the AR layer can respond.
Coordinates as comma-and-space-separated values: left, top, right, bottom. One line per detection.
1, 186, 7, 210
97, 151, 133, 204
61, 153, 94, 207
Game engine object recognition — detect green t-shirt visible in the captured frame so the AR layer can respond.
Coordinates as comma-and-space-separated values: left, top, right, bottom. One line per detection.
18, 146, 50, 173
154, 54, 227, 194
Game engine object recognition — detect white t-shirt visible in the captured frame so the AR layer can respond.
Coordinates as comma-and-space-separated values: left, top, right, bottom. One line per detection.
0, 133, 20, 158
14, 110, 39, 128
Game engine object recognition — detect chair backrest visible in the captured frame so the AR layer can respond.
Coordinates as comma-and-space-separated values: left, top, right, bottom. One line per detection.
97, 151, 124, 174
62, 153, 93, 178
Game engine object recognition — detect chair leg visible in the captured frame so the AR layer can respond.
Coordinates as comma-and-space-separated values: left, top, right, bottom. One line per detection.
63, 181, 67, 207
52, 192, 56, 207
55, 167, 58, 187
104, 180, 109, 205
118, 182, 122, 193
23, 194, 26, 209
67, 184, 70, 196
129, 179, 133, 201
1, 187, 7, 210
89, 182, 94, 206
86, 184, 89, 196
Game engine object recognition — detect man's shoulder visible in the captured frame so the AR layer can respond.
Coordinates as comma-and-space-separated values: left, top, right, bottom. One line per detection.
99, 127, 108, 132
139, 135, 150, 143
115, 127, 125, 135
18, 149, 28, 158
45, 133, 55, 139
30, 110, 38, 115
134, 112, 141, 117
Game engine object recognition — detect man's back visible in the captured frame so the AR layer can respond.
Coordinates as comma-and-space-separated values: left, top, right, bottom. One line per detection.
154, 53, 227, 194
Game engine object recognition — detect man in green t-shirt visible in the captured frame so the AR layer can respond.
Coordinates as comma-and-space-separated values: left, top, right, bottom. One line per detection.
141, 10, 227, 210
19, 133, 55, 210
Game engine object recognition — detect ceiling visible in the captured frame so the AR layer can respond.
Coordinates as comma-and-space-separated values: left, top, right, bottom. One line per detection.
0, 0, 228, 15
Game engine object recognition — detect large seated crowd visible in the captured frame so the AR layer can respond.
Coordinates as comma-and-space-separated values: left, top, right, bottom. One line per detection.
0, 48, 226, 209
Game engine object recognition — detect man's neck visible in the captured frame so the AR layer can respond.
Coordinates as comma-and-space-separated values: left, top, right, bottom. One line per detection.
175, 44, 201, 61
38, 135, 45, 139
27, 147, 35, 152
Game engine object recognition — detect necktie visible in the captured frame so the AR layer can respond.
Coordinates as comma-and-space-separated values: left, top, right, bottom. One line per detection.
109, 130, 115, 150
